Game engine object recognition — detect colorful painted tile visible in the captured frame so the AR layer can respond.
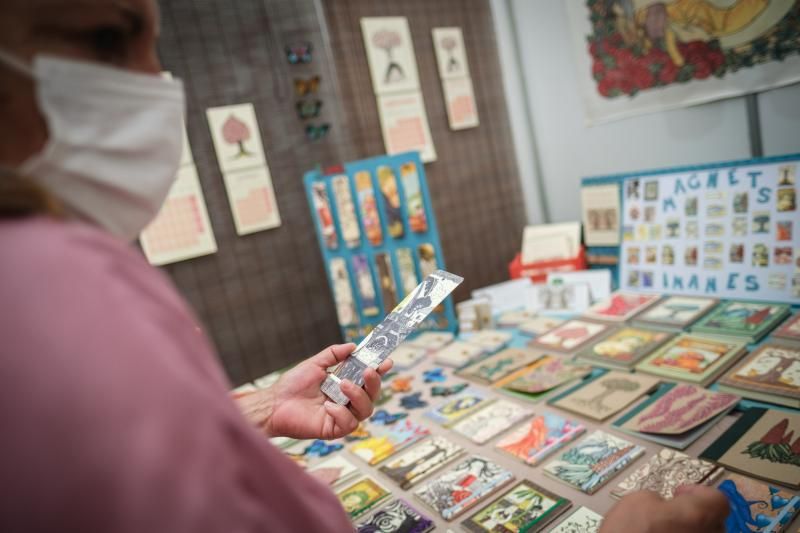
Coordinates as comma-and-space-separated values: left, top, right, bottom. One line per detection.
701, 408, 800, 489
575, 327, 673, 370
414, 456, 515, 520
355, 498, 434, 533
635, 334, 747, 386
457, 347, 543, 385
379, 436, 464, 489
461, 480, 572, 532
548, 371, 660, 421
450, 400, 534, 444
336, 476, 392, 518
543, 430, 645, 494
582, 291, 660, 322
495, 413, 586, 466
424, 388, 494, 427
549, 506, 604, 533
529, 320, 611, 354
718, 473, 800, 533
717, 343, 800, 408
348, 419, 431, 465
611, 448, 722, 499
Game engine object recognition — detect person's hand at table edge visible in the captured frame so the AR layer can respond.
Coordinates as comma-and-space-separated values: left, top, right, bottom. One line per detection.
236, 343, 393, 440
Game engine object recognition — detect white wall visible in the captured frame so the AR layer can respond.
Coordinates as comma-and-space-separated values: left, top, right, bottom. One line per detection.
760, 83, 800, 156
493, 0, 799, 223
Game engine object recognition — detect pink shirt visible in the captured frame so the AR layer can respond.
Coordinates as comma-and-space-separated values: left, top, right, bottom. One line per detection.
0, 217, 353, 532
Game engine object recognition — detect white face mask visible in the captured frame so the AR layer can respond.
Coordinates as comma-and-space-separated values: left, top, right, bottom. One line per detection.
0, 51, 185, 241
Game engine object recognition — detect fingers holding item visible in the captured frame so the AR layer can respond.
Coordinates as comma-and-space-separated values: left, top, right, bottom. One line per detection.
323, 400, 358, 438
376, 358, 393, 376
362, 368, 382, 402
309, 343, 356, 368
342, 380, 374, 421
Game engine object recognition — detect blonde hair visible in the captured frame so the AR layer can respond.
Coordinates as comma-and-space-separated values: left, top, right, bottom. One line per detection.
0, 172, 65, 218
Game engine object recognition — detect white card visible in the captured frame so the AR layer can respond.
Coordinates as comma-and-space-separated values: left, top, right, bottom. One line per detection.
221, 166, 281, 235
521, 222, 581, 265
581, 184, 621, 246
376, 91, 437, 163
434, 341, 485, 367
361, 17, 420, 95
472, 278, 534, 314
547, 269, 612, 303
432, 27, 470, 80
527, 283, 592, 313
408, 331, 455, 350
442, 77, 479, 130
391, 344, 428, 370
206, 103, 267, 173
140, 164, 217, 266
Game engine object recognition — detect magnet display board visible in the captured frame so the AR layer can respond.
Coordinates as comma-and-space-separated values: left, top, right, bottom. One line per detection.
304, 152, 457, 343
583, 154, 800, 305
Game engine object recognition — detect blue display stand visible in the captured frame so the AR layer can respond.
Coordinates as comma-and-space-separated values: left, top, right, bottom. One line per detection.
304, 152, 457, 343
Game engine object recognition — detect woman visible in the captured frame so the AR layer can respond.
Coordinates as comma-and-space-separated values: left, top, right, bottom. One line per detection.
0, 1, 729, 531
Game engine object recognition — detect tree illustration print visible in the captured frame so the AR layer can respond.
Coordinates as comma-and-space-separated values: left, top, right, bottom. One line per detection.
222, 114, 253, 159
372, 29, 406, 83
744, 418, 800, 466
577, 378, 640, 414
440, 36, 460, 73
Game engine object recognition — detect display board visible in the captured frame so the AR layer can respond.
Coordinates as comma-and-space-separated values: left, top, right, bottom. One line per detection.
583, 154, 800, 304
304, 152, 457, 342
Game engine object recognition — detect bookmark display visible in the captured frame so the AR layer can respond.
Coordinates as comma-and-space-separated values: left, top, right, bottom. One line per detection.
355, 170, 383, 246
321, 269, 463, 405
418, 243, 439, 278
352, 254, 380, 317
378, 166, 405, 238
311, 182, 338, 249
400, 162, 428, 233
332, 175, 361, 248
376, 252, 399, 313
330, 258, 358, 326
396, 248, 419, 296
305, 152, 456, 343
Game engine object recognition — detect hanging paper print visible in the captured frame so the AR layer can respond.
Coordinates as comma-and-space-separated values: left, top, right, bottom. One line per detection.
375, 252, 399, 313
330, 258, 358, 326
378, 166, 405, 238
352, 254, 380, 317
355, 171, 383, 246
396, 248, 419, 296
400, 162, 428, 233
311, 182, 337, 249
418, 243, 438, 278
332, 175, 361, 248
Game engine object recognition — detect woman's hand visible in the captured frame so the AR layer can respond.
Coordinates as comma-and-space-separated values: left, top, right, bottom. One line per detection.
237, 344, 392, 440
601, 485, 729, 533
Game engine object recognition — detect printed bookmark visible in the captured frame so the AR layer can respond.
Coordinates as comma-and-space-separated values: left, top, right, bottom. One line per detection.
400, 162, 428, 233
353, 254, 380, 317
311, 182, 338, 249
355, 171, 383, 247
331, 175, 361, 248
377, 166, 405, 239
396, 248, 419, 296
329, 258, 358, 326
375, 252, 399, 313
417, 243, 439, 278
321, 269, 464, 405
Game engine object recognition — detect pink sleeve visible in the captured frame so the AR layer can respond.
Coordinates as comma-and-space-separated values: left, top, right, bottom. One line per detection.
0, 219, 354, 533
